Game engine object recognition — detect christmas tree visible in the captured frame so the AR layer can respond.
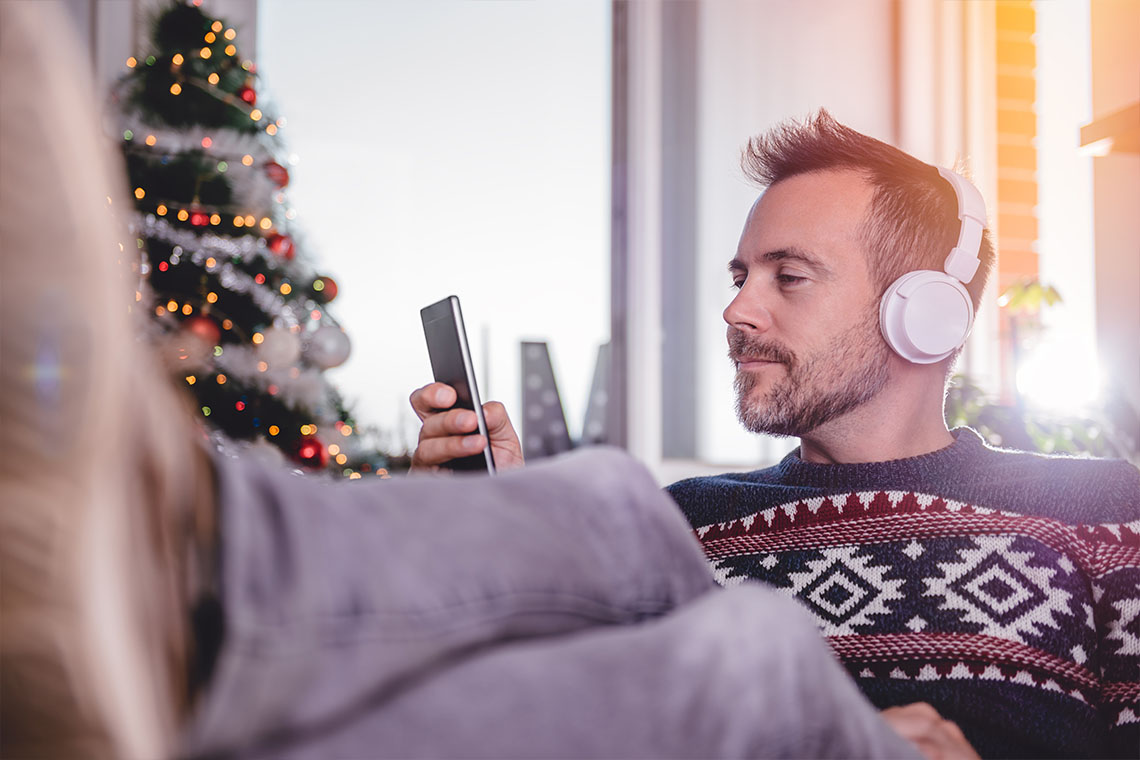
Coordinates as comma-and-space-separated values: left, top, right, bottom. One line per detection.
114, 0, 392, 476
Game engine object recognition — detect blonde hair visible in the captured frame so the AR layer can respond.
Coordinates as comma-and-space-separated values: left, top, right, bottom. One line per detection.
1, 3, 214, 756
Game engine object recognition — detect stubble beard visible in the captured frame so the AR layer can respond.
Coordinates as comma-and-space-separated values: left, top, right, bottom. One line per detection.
730, 316, 891, 438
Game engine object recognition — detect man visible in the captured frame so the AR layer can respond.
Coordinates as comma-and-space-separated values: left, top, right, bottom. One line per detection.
410, 112, 1140, 758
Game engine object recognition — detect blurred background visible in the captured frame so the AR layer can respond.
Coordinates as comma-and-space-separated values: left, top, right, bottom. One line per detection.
63, 0, 1138, 482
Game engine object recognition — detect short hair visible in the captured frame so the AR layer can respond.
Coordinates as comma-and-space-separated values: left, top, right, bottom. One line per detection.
741, 109, 995, 312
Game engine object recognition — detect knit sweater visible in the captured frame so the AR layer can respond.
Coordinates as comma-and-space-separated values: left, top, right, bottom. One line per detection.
667, 428, 1140, 759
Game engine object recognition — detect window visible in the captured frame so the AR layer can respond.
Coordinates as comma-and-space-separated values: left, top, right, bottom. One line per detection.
259, 0, 612, 451
618, 0, 902, 480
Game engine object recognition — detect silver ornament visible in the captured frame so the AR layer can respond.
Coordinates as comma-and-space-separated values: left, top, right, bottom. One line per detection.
257, 327, 301, 366
306, 326, 351, 369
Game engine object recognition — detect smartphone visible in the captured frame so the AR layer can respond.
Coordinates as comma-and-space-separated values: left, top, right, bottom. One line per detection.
420, 296, 497, 474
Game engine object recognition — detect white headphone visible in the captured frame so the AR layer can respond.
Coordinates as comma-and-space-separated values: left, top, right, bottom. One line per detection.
879, 166, 986, 364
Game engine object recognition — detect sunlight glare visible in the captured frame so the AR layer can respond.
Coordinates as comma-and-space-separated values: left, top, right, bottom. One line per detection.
1016, 336, 1102, 416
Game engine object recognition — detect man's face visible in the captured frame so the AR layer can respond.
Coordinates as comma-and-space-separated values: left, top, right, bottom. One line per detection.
724, 169, 892, 437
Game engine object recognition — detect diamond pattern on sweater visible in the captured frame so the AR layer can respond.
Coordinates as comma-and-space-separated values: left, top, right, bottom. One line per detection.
786, 546, 905, 635
924, 535, 1072, 646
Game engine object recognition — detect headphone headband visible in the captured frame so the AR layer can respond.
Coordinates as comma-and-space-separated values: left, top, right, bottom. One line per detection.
935, 167, 984, 285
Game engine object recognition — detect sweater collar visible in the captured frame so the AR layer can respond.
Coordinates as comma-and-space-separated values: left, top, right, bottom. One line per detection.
772, 427, 987, 489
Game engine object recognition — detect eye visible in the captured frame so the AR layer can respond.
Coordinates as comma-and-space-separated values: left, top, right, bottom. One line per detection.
776, 272, 808, 287
730, 273, 746, 290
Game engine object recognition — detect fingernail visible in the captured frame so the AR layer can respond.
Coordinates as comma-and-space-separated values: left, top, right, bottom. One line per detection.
464, 436, 482, 451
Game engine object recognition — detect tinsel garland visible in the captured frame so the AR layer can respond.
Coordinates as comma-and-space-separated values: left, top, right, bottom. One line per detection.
120, 121, 290, 214
119, 116, 276, 161
139, 213, 265, 260
134, 213, 325, 327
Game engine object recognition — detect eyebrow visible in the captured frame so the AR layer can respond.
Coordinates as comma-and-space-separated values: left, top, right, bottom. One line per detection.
728, 247, 834, 277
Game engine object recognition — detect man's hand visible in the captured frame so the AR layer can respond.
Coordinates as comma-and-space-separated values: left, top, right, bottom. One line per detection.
881, 703, 979, 760
409, 382, 525, 472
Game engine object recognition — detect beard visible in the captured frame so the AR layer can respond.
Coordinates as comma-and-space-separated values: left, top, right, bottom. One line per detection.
729, 315, 891, 437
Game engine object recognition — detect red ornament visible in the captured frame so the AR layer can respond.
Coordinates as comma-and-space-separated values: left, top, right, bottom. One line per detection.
238, 85, 256, 105
189, 210, 210, 226
312, 275, 338, 302
266, 232, 295, 260
182, 315, 221, 345
295, 435, 328, 468
264, 161, 290, 188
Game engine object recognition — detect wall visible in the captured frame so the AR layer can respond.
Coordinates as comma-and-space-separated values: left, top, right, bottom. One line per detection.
691, 0, 895, 466
1090, 0, 1140, 436
60, 0, 131, 94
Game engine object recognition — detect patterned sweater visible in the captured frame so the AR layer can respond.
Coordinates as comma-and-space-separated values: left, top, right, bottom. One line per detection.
667, 428, 1140, 759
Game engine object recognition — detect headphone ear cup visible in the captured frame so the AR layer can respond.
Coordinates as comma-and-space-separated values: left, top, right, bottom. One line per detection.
879, 270, 974, 364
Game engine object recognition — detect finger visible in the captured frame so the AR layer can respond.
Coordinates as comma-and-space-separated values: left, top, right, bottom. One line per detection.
888, 703, 942, 728
904, 703, 942, 720
409, 382, 458, 420
420, 408, 480, 439
941, 720, 968, 743
880, 703, 942, 742
881, 705, 977, 760
483, 401, 519, 440
413, 432, 487, 467
939, 720, 978, 760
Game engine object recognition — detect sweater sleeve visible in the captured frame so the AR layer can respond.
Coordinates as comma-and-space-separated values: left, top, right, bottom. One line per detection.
1088, 519, 1140, 756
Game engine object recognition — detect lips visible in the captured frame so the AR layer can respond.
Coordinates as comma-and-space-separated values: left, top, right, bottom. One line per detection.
732, 355, 782, 369
726, 327, 795, 367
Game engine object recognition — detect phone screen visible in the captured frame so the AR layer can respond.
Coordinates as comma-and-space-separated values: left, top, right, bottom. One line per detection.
420, 296, 496, 474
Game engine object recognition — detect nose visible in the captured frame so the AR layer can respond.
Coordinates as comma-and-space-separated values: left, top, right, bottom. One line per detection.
723, 285, 772, 333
